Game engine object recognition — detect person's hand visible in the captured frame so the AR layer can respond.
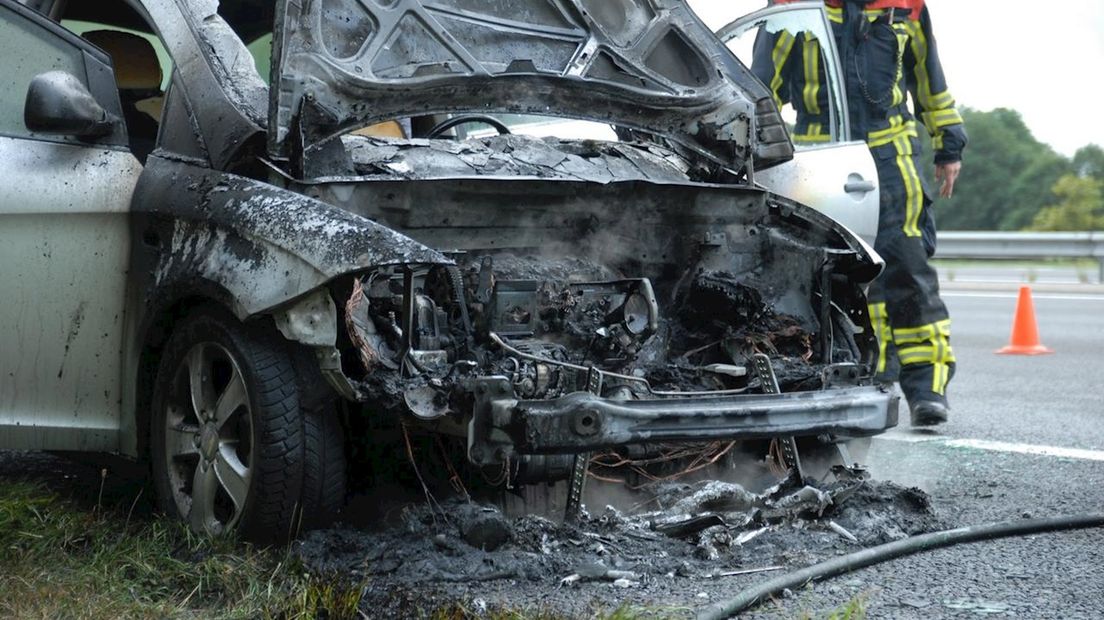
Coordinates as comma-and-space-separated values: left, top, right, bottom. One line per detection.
935, 161, 961, 198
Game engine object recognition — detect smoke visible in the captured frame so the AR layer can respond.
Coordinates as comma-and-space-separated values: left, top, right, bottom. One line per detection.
862, 399, 950, 494
865, 440, 949, 494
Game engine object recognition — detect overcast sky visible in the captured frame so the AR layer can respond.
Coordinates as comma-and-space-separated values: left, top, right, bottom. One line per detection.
688, 0, 1104, 156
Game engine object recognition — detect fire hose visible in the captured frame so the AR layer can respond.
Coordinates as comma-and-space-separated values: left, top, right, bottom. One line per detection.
697, 513, 1104, 619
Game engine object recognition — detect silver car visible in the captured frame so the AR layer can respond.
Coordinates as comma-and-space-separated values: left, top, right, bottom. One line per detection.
0, 0, 895, 541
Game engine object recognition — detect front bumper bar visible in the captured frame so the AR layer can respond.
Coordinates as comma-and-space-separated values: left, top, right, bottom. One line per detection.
467, 377, 898, 464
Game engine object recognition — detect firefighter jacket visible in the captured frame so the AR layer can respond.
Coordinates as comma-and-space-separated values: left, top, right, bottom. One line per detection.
751, 1, 967, 164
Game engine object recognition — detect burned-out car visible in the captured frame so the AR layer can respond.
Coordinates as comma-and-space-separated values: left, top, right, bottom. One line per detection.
0, 0, 896, 540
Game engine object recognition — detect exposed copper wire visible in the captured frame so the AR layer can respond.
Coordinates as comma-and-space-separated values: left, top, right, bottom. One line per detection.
767, 438, 789, 477
588, 440, 737, 489
434, 435, 470, 501
401, 423, 447, 524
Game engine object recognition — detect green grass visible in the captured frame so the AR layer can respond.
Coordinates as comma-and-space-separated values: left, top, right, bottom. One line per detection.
789, 592, 868, 620
0, 481, 364, 619
822, 595, 867, 620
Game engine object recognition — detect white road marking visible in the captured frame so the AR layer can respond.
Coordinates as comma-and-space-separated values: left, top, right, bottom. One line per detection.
877, 435, 1104, 462
942, 292, 1104, 302
942, 439, 1104, 462
949, 278, 1086, 285
877, 431, 943, 443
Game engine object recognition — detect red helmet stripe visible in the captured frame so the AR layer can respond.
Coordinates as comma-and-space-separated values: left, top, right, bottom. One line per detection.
777, 0, 924, 20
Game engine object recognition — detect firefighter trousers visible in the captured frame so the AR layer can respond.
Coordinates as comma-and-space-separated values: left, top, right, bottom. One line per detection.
866, 146, 955, 407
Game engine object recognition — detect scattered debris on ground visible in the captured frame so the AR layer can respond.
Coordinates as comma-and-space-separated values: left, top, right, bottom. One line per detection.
295, 477, 945, 617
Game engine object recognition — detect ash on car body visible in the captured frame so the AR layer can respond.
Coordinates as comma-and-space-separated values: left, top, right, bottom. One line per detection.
2, 0, 892, 543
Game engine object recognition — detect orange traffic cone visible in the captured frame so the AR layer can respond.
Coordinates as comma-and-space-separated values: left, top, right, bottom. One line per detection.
996, 285, 1053, 355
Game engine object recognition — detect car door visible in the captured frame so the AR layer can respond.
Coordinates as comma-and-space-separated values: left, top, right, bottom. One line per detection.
0, 0, 141, 451
717, 2, 881, 245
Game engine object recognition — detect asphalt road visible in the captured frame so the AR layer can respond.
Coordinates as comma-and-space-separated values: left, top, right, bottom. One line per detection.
750, 281, 1104, 619
928, 289, 1104, 450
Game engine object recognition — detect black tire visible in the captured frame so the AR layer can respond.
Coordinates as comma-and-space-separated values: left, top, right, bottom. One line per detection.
301, 402, 347, 529
149, 306, 344, 542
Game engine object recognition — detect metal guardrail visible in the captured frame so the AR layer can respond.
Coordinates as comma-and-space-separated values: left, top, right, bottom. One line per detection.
935, 231, 1104, 280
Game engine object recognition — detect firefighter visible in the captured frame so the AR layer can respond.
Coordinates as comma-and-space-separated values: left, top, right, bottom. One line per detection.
751, 0, 966, 426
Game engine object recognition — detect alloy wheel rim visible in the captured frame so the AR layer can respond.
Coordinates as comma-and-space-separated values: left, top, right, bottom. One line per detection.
164, 342, 253, 535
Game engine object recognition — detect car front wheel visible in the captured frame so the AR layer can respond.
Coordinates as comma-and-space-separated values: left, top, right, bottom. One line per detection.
150, 307, 341, 541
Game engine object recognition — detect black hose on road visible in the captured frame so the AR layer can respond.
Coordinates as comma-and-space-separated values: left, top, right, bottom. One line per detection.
698, 513, 1104, 619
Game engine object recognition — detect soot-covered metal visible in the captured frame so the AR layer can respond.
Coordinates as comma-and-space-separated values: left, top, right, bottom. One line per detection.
117, 0, 895, 489
282, 131, 896, 478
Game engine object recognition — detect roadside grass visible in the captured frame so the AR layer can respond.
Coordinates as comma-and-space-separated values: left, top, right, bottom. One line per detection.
0, 480, 364, 619
821, 595, 867, 620
792, 592, 869, 620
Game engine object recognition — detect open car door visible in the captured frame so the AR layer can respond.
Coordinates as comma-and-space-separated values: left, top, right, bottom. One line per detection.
717, 1, 881, 244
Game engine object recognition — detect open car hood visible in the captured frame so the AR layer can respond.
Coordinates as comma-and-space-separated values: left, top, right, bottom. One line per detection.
268, 0, 793, 175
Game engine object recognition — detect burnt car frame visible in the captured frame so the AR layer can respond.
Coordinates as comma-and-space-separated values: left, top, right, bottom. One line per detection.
0, 0, 896, 539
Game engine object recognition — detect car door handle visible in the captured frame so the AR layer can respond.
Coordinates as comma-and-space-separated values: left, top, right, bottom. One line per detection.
844, 180, 876, 194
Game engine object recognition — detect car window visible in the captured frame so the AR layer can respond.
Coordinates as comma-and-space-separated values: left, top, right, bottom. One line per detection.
458, 114, 618, 141
57, 14, 174, 162
61, 19, 172, 91
722, 6, 845, 149
0, 7, 85, 141
248, 33, 272, 83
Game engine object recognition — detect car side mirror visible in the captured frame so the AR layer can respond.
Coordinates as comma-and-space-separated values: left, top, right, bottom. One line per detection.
24, 70, 115, 138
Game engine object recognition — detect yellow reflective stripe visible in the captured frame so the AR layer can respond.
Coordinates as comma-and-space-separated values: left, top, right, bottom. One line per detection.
891, 26, 908, 107
894, 319, 954, 393
894, 319, 947, 340
769, 32, 796, 109
895, 136, 924, 238
907, 19, 934, 108
897, 345, 933, 365
932, 319, 954, 393
897, 343, 955, 366
802, 36, 821, 115
794, 122, 831, 144
868, 302, 892, 374
893, 318, 951, 344
891, 84, 904, 108
932, 362, 949, 394
867, 115, 918, 148
895, 323, 952, 352
921, 108, 964, 129
869, 302, 887, 321
930, 91, 955, 108
935, 319, 952, 338
894, 325, 933, 345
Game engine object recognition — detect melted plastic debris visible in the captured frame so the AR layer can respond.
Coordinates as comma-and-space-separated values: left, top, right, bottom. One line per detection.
343, 134, 695, 183
294, 479, 945, 616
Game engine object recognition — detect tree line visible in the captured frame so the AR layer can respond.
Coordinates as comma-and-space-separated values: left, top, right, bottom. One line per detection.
921, 108, 1104, 231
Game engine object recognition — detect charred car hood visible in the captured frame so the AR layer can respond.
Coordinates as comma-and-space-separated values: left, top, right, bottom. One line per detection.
268, 0, 793, 174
